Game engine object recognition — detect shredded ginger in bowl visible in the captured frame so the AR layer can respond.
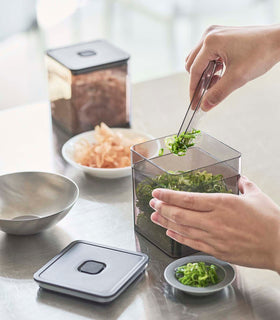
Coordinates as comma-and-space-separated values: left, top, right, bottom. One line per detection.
74, 123, 145, 168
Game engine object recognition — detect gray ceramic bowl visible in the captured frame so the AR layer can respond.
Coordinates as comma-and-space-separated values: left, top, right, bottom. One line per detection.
0, 172, 79, 235
164, 255, 236, 296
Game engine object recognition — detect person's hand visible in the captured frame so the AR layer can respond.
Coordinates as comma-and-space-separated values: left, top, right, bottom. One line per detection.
186, 25, 280, 111
149, 176, 280, 272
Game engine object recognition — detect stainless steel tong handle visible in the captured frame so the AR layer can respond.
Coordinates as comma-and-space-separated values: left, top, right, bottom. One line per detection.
177, 60, 221, 136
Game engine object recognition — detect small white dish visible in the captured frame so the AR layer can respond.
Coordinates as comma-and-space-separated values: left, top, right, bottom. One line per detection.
164, 255, 236, 296
62, 128, 154, 179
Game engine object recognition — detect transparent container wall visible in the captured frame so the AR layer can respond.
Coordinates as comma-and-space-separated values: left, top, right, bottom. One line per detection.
46, 56, 130, 135
131, 132, 241, 257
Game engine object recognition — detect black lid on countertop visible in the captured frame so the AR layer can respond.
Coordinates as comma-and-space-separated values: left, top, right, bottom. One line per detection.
46, 40, 130, 74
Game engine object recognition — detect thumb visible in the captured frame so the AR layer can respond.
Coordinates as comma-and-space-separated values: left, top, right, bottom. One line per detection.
238, 176, 260, 195
201, 68, 241, 111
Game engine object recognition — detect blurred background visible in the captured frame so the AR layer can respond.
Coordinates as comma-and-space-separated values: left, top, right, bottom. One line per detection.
0, 0, 279, 110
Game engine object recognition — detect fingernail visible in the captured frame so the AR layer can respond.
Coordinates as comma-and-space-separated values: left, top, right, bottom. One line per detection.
149, 198, 156, 209
150, 212, 158, 222
166, 230, 174, 238
152, 189, 161, 198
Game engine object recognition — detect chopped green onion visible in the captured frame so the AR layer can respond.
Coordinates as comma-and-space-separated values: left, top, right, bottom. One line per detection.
158, 148, 164, 156
175, 262, 220, 287
159, 129, 200, 156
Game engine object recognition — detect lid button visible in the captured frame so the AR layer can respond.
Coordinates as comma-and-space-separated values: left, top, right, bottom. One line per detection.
77, 50, 96, 57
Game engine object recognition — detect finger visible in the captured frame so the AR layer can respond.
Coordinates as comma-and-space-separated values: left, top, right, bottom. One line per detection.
185, 26, 217, 72
152, 189, 215, 211
189, 46, 218, 100
185, 49, 193, 67
166, 230, 216, 256
151, 211, 209, 239
185, 41, 203, 72
201, 67, 245, 111
238, 176, 260, 195
149, 199, 212, 230
208, 74, 221, 89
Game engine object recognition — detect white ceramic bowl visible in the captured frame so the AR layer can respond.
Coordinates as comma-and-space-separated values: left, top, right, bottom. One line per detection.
62, 128, 154, 179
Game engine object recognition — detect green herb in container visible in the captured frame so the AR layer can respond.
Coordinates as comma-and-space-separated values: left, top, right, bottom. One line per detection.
159, 129, 200, 156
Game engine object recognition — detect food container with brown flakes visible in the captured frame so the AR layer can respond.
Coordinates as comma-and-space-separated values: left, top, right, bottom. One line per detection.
46, 40, 130, 134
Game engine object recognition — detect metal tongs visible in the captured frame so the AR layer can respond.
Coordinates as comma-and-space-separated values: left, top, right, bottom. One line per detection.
177, 60, 223, 136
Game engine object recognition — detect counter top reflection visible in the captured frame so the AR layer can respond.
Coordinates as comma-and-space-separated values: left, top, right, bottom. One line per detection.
0, 71, 280, 320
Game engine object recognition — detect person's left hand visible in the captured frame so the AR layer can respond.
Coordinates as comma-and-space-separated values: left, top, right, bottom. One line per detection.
149, 176, 280, 272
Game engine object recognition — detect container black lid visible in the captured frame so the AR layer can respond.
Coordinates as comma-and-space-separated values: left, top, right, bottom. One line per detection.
46, 40, 130, 74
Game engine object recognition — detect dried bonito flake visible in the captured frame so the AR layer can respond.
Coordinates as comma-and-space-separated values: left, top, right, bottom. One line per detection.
74, 123, 144, 168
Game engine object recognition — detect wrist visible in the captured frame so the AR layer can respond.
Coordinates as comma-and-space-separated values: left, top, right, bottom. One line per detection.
272, 219, 280, 274
266, 25, 280, 65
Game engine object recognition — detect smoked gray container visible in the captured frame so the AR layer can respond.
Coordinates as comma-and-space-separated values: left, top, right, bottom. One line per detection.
131, 132, 241, 258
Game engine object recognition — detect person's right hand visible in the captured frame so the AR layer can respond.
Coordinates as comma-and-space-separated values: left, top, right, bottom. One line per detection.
186, 25, 280, 111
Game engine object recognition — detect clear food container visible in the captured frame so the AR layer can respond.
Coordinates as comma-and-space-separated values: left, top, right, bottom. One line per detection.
46, 40, 130, 134
131, 132, 241, 257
